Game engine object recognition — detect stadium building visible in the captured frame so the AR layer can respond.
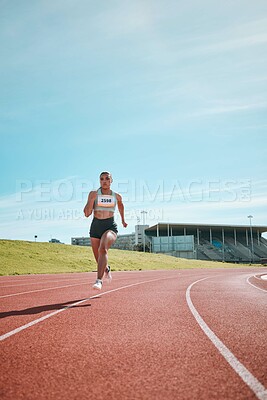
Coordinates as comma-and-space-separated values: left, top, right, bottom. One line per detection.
72, 222, 267, 263
145, 222, 267, 263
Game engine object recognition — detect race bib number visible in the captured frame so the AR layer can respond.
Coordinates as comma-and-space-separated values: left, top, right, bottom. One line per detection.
97, 195, 115, 208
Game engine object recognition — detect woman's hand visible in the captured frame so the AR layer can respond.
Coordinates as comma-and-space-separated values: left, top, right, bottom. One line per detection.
83, 206, 91, 217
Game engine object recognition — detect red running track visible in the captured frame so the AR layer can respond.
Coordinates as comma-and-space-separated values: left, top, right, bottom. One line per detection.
0, 268, 266, 400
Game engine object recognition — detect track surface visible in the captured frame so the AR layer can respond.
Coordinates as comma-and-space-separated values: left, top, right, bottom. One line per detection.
0, 268, 266, 399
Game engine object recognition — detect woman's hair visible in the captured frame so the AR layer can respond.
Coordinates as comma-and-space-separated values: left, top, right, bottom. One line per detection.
100, 171, 112, 178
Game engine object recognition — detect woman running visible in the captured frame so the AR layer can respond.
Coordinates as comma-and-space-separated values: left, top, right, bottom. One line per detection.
83, 171, 127, 290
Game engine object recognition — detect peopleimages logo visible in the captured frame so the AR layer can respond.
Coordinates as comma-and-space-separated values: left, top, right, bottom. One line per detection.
14, 178, 252, 221
16, 208, 83, 221
115, 179, 252, 203
16, 208, 164, 222
15, 178, 252, 204
15, 179, 92, 202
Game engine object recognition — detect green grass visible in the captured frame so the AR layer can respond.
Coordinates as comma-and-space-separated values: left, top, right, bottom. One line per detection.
0, 239, 257, 276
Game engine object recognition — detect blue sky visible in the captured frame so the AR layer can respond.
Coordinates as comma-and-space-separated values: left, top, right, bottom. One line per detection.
1, 0, 267, 243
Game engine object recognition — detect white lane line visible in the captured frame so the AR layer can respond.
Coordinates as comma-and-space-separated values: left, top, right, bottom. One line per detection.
0, 277, 170, 342
246, 276, 267, 293
0, 282, 90, 298
0, 276, 138, 299
0, 277, 89, 288
261, 275, 267, 280
186, 278, 267, 400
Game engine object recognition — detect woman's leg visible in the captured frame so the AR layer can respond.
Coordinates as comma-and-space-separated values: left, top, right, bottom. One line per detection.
97, 230, 117, 280
90, 238, 101, 263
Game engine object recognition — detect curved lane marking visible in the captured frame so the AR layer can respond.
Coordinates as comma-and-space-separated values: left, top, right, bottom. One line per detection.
186, 278, 267, 400
261, 275, 267, 280
0, 276, 171, 342
246, 276, 267, 293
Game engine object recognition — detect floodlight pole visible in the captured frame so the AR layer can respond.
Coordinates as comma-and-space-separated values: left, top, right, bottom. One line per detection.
141, 210, 147, 252
247, 215, 254, 264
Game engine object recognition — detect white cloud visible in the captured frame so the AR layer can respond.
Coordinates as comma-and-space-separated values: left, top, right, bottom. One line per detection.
189, 101, 267, 117
180, 17, 267, 56
196, 33, 267, 54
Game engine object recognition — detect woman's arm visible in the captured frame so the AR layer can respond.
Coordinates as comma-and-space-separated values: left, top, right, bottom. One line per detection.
117, 193, 127, 227
83, 191, 97, 217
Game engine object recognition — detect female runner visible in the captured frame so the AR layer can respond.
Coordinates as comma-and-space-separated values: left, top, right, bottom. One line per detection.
83, 171, 127, 290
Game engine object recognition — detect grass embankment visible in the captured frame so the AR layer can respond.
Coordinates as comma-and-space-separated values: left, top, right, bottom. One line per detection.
0, 239, 255, 276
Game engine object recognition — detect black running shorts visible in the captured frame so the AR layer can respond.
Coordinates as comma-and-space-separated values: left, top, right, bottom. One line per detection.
89, 217, 118, 239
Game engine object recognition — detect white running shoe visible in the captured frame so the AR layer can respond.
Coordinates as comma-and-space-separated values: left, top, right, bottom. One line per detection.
93, 279, 102, 290
104, 266, 112, 283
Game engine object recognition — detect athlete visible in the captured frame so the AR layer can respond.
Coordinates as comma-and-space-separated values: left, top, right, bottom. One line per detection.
83, 171, 127, 290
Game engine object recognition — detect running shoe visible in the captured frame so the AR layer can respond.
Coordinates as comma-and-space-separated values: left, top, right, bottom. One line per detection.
104, 265, 112, 283
93, 279, 102, 290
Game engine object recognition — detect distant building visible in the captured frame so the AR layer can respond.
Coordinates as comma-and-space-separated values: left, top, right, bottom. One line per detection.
71, 237, 90, 246
111, 233, 134, 250
49, 238, 63, 244
135, 224, 149, 246
71, 225, 148, 250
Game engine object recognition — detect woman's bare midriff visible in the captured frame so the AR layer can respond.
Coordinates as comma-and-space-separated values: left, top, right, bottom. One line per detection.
94, 210, 114, 220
